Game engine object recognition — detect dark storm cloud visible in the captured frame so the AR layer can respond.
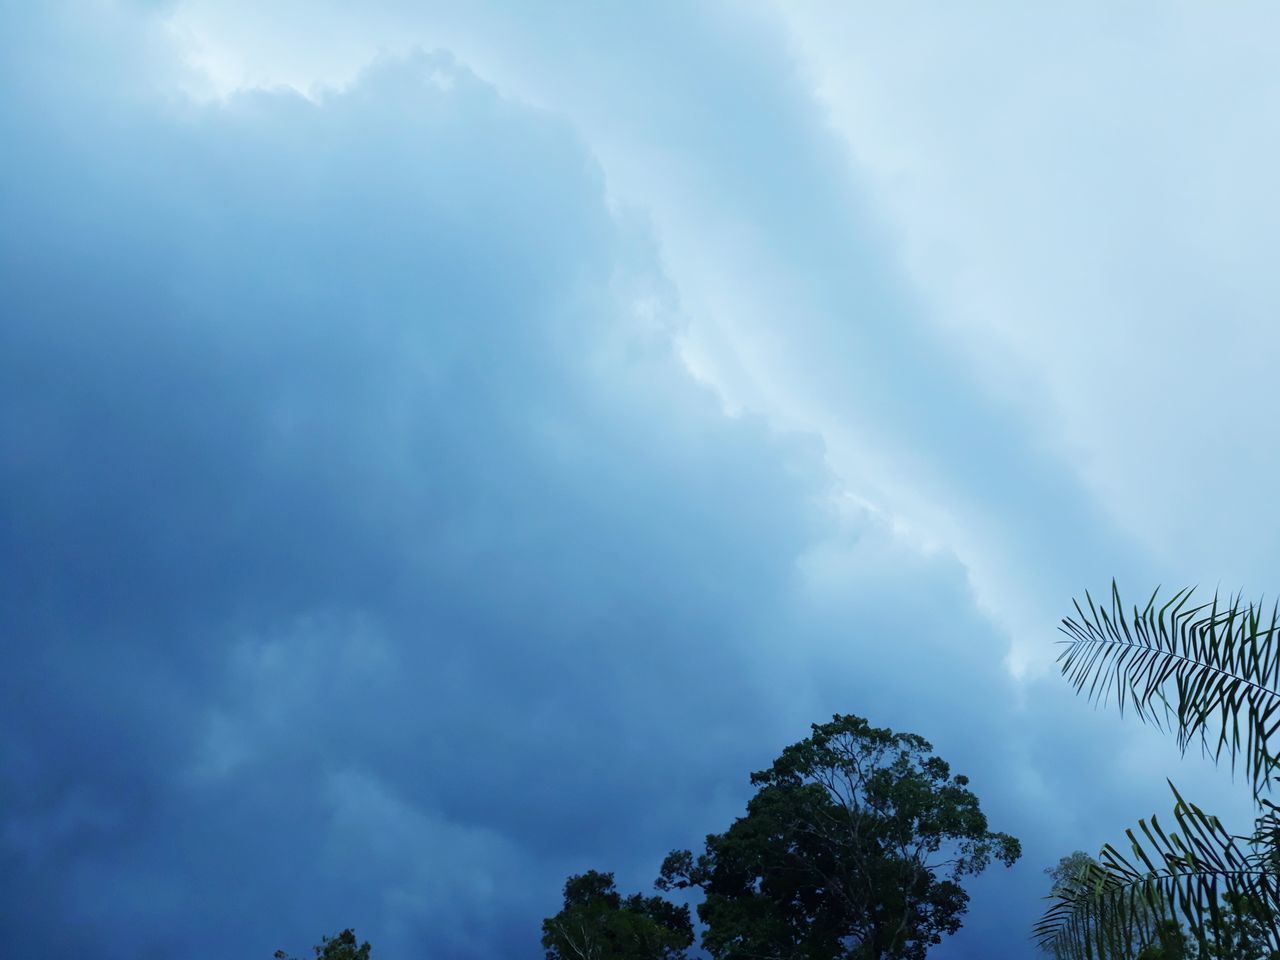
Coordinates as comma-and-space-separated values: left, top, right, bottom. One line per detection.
0, 6, 1109, 959
0, 34, 850, 958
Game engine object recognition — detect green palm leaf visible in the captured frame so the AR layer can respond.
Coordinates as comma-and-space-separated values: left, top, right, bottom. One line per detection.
1036, 783, 1280, 958
1060, 582, 1280, 798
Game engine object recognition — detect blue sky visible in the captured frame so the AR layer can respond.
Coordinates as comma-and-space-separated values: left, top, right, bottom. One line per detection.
4, 2, 1280, 957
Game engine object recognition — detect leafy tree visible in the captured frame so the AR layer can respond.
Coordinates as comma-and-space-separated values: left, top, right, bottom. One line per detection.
1047, 852, 1101, 896
1035, 583, 1280, 958
274, 929, 372, 960
541, 869, 694, 960
657, 714, 1020, 960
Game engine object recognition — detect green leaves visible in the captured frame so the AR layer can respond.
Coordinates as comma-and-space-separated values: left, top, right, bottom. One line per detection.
541, 870, 694, 960
1036, 783, 1280, 957
1059, 582, 1280, 798
665, 714, 1019, 960
274, 929, 372, 960
1041, 582, 1280, 958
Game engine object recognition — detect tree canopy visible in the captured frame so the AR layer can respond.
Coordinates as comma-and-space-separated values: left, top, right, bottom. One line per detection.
657, 713, 1020, 960
541, 869, 694, 960
274, 929, 372, 960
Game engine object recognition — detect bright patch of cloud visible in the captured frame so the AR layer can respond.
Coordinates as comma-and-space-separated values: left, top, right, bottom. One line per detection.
779, 1, 1280, 590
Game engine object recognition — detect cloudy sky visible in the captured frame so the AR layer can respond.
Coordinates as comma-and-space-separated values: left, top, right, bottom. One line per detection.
4, 2, 1280, 957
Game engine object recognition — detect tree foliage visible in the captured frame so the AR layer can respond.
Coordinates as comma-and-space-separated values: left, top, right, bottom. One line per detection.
274, 929, 372, 960
1060, 583, 1280, 797
657, 714, 1020, 959
541, 869, 694, 960
1038, 583, 1280, 958
1044, 853, 1280, 960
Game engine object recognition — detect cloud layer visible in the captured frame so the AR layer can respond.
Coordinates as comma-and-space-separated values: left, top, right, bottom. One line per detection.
0, 34, 831, 955
5, 3, 1276, 958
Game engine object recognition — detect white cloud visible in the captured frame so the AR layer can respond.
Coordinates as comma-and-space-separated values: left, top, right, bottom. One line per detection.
778, 1, 1280, 588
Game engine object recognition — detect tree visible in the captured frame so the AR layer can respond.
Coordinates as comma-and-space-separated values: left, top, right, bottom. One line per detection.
274, 929, 372, 960
1035, 583, 1280, 958
541, 869, 694, 960
657, 714, 1020, 960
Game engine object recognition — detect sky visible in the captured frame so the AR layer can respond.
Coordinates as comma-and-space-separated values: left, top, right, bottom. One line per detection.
3, 1, 1280, 957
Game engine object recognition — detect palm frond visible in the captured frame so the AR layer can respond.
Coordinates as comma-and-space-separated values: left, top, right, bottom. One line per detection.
1060, 582, 1280, 798
1036, 783, 1280, 958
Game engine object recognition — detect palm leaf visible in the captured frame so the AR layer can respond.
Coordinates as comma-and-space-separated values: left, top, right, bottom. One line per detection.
1036, 783, 1280, 958
1060, 582, 1280, 798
